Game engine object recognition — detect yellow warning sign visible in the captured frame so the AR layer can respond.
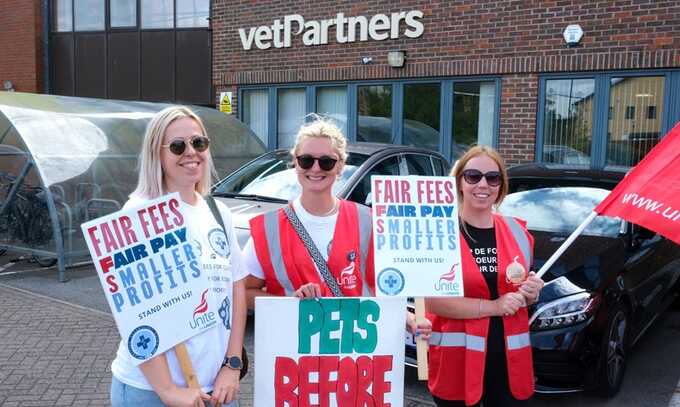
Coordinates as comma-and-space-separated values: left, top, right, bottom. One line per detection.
219, 92, 232, 114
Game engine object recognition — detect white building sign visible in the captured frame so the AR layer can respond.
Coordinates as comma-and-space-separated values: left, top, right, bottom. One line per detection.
239, 10, 424, 50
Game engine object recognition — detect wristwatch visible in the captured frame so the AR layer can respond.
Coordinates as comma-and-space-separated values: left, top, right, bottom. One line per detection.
222, 355, 243, 370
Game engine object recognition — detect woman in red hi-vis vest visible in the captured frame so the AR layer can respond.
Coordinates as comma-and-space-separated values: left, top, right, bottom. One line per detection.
241, 116, 431, 337
426, 146, 544, 407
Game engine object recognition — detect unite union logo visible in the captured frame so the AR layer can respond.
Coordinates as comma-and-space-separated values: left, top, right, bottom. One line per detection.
434, 263, 460, 293
190, 289, 216, 330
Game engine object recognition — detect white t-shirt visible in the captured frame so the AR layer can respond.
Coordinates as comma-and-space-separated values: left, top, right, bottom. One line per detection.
111, 194, 247, 392
243, 198, 338, 279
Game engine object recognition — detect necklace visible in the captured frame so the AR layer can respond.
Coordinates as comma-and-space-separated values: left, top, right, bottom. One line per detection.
320, 198, 339, 217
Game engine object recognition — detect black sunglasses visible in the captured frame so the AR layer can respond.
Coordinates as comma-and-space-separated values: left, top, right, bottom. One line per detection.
462, 169, 503, 187
295, 154, 339, 171
162, 136, 210, 156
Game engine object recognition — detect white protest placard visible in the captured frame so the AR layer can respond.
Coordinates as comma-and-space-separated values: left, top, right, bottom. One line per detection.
254, 297, 406, 407
372, 175, 463, 297
81, 192, 213, 365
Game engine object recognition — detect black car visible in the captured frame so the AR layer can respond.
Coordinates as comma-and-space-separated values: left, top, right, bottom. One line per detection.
212, 142, 450, 247
500, 164, 680, 396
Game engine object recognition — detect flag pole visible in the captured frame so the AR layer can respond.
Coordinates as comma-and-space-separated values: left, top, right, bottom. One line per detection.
174, 343, 200, 388
536, 211, 598, 279
415, 297, 429, 380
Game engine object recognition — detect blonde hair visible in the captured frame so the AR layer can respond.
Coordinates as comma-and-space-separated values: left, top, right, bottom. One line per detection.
451, 145, 509, 207
290, 115, 348, 162
132, 106, 215, 199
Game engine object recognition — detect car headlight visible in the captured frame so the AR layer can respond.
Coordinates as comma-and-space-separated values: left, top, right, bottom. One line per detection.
529, 292, 599, 330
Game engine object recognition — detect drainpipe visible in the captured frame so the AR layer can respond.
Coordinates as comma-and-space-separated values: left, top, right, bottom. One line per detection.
43, 0, 50, 93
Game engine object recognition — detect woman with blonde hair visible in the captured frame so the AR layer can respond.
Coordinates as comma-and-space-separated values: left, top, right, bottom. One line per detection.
110, 106, 246, 407
242, 117, 430, 337
426, 145, 544, 407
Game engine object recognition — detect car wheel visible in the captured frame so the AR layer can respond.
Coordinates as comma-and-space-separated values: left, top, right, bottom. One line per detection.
32, 256, 57, 267
596, 305, 628, 397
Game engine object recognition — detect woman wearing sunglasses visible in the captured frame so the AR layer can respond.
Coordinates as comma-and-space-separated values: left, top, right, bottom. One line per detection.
242, 117, 430, 337
110, 106, 246, 407
425, 145, 544, 407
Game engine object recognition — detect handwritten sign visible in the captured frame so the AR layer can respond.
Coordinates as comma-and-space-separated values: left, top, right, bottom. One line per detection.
81, 193, 213, 364
254, 297, 406, 406
372, 175, 464, 297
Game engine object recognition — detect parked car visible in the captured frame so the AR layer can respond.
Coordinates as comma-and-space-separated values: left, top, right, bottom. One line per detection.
212, 142, 450, 248
542, 145, 591, 165
498, 164, 680, 396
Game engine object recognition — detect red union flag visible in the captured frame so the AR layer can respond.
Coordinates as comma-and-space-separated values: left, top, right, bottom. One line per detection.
595, 122, 680, 245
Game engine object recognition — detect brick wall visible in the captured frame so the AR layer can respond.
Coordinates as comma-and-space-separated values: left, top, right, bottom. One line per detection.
0, 0, 43, 93
499, 74, 538, 165
213, 0, 680, 163
213, 0, 680, 85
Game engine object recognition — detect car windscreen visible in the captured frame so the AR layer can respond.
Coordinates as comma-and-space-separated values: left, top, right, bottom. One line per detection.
213, 150, 370, 201
499, 187, 621, 237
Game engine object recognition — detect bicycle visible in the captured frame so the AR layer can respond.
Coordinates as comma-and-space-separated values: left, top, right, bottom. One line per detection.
0, 172, 60, 267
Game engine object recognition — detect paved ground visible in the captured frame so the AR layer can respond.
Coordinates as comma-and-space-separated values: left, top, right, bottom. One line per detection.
0, 255, 679, 406
0, 283, 115, 406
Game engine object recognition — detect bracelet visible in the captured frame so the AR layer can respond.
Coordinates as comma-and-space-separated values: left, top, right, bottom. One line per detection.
477, 298, 483, 318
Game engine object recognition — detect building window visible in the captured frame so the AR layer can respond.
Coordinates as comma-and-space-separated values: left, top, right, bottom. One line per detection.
277, 88, 305, 148
357, 85, 392, 143
625, 106, 635, 119
240, 76, 501, 157
74, 0, 105, 31
54, 0, 73, 32
403, 83, 441, 152
540, 73, 673, 169
141, 0, 174, 29
316, 87, 348, 137
453, 81, 496, 157
608, 76, 664, 166
110, 0, 136, 28
242, 89, 269, 147
647, 105, 657, 119
542, 79, 594, 166
176, 0, 209, 28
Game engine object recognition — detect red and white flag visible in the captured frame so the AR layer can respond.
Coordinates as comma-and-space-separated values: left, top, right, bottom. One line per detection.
595, 122, 680, 245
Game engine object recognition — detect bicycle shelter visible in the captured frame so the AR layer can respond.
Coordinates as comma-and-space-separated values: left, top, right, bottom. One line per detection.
0, 92, 265, 281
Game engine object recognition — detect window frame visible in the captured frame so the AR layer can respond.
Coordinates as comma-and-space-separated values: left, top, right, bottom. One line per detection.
537, 70, 678, 170
238, 76, 502, 162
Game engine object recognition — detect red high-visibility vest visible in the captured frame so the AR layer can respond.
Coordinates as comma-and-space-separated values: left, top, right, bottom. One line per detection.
250, 199, 375, 296
427, 214, 535, 405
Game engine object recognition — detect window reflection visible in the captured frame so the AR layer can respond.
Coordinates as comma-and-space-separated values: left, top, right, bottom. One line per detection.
542, 79, 594, 165
606, 76, 664, 167
243, 89, 269, 147
500, 187, 620, 237
176, 0, 209, 28
403, 83, 440, 151
74, 0, 105, 31
141, 0, 174, 29
316, 87, 348, 137
357, 85, 392, 143
453, 81, 496, 156
277, 88, 305, 148
54, 0, 73, 32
